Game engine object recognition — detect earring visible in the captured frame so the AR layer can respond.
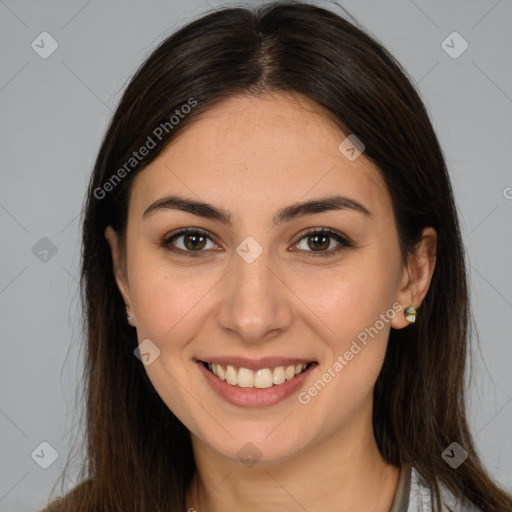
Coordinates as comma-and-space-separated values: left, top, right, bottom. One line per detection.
404, 305, 417, 323
126, 306, 134, 324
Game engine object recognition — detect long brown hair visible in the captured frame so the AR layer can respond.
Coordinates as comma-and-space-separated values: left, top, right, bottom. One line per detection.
43, 1, 512, 510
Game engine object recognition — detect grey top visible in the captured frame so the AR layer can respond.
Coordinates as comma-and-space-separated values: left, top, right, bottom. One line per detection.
389, 464, 483, 512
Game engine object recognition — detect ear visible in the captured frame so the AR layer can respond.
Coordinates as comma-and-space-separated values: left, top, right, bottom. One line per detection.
104, 226, 132, 306
391, 226, 437, 329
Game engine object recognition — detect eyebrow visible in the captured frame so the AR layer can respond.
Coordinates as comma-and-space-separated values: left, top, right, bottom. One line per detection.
142, 194, 372, 224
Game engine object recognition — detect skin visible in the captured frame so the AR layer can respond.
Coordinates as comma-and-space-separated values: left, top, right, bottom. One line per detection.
105, 91, 437, 512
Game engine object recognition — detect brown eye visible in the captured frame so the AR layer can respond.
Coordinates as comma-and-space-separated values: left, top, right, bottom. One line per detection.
182, 233, 207, 251
305, 233, 331, 251
162, 228, 217, 257
294, 228, 352, 257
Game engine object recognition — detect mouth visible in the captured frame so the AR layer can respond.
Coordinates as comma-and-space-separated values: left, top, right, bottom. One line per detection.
197, 358, 318, 407
200, 360, 317, 389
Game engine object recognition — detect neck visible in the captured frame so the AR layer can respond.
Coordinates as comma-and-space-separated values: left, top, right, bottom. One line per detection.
186, 403, 400, 512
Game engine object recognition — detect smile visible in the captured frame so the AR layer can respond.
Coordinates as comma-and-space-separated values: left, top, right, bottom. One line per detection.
203, 361, 313, 389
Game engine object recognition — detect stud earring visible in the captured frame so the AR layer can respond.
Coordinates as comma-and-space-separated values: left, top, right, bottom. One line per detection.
404, 305, 417, 323
126, 306, 134, 324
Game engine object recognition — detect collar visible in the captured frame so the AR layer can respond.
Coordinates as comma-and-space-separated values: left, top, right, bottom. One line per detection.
388, 463, 412, 512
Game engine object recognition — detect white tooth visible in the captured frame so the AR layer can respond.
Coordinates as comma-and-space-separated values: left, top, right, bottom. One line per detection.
216, 364, 225, 380
254, 368, 273, 389
272, 366, 286, 385
285, 365, 295, 380
225, 365, 238, 385
211, 363, 218, 376
237, 367, 255, 387
295, 364, 303, 375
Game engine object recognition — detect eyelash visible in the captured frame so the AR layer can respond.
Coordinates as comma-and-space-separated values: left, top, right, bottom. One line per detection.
160, 227, 353, 258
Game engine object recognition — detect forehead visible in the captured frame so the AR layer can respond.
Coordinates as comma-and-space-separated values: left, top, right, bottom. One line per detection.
129, 92, 390, 221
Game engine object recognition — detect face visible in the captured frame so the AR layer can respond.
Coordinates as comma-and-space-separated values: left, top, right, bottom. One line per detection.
105, 92, 435, 465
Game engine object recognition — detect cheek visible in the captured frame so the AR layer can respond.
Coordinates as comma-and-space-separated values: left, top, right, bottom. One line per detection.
296, 255, 400, 353
127, 262, 213, 430
292, 262, 400, 433
130, 260, 214, 342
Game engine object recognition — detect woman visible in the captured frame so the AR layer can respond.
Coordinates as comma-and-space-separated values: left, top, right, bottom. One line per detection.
42, 1, 512, 511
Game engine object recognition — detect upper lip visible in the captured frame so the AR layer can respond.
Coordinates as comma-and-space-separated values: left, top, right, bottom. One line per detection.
197, 357, 316, 371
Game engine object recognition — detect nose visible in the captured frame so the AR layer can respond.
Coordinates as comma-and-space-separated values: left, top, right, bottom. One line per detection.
215, 245, 294, 343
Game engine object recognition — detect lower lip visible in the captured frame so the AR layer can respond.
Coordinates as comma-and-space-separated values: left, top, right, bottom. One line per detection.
197, 361, 317, 408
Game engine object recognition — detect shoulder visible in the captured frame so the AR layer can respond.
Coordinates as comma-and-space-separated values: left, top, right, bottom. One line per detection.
39, 497, 64, 512
409, 466, 484, 512
38, 478, 97, 512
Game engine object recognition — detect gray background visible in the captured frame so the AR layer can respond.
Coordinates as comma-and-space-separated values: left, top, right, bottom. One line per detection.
1, 0, 511, 510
